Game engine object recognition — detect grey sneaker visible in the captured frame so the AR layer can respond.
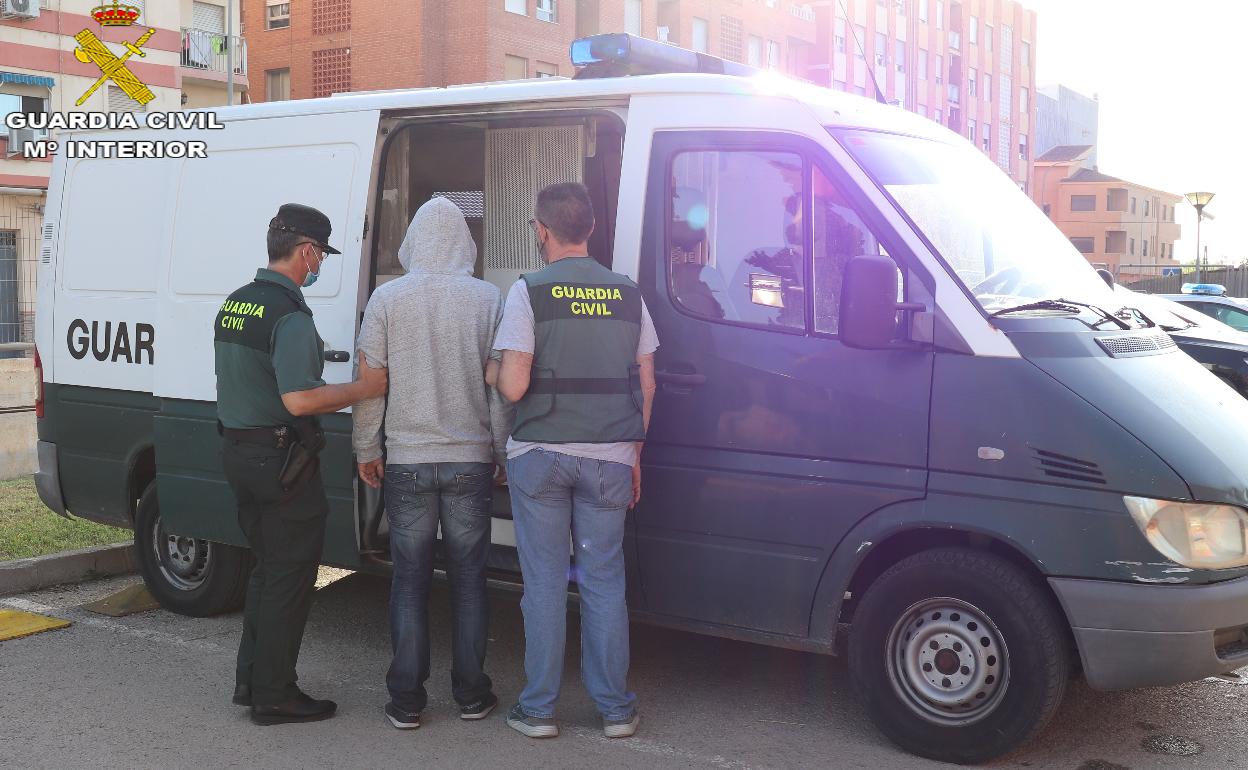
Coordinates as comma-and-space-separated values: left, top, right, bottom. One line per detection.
603, 712, 639, 738
385, 702, 421, 730
506, 703, 559, 738
460, 692, 498, 721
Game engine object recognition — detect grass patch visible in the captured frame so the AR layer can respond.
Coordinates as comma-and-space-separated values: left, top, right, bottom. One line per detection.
0, 477, 129, 561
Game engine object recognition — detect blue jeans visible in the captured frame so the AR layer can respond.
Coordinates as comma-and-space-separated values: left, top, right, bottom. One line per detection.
508, 448, 637, 721
385, 462, 494, 713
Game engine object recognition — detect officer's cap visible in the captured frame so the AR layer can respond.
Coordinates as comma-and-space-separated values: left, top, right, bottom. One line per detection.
268, 203, 342, 255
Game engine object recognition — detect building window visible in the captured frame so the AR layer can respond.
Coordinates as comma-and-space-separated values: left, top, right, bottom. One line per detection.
748, 36, 763, 66
918, 48, 927, 79
692, 17, 709, 53
1071, 194, 1096, 212
0, 94, 49, 137
505, 0, 526, 15
312, 0, 350, 34
503, 54, 528, 80
767, 40, 780, 69
536, 0, 556, 23
1143, 240, 1149, 257
918, 104, 927, 117
936, 0, 943, 29
919, 0, 928, 21
1144, 199, 1150, 217
983, 73, 991, 102
874, 32, 886, 67
969, 15, 978, 44
1070, 237, 1095, 254
535, 61, 558, 78
985, 25, 992, 51
1130, 196, 1137, 214
1018, 133, 1028, 161
266, 68, 290, 101
935, 54, 942, 83
981, 123, 990, 152
721, 16, 744, 62
835, 19, 847, 53
967, 118, 976, 143
897, 0, 906, 17
1021, 40, 1031, 67
1107, 188, 1128, 211
107, 84, 147, 112
311, 47, 351, 97
624, 0, 641, 34
1106, 231, 1126, 254
934, 109, 942, 124
265, 1, 290, 29
1020, 86, 1029, 113
855, 25, 867, 60
968, 68, 977, 97
894, 39, 905, 72
1129, 238, 1135, 255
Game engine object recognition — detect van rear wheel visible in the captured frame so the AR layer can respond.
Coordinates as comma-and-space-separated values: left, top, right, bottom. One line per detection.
134, 483, 251, 617
848, 548, 1069, 765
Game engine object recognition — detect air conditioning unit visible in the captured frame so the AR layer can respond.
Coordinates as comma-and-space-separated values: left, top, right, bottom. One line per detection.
6, 128, 38, 157
1, 0, 40, 19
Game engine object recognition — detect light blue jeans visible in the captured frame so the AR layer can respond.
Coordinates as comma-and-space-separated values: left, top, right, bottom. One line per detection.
508, 448, 637, 721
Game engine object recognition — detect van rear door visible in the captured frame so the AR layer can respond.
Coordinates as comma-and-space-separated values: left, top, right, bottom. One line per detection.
154, 109, 381, 556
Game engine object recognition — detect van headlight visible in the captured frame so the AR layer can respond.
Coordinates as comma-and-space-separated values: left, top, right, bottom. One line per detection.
1124, 496, 1248, 569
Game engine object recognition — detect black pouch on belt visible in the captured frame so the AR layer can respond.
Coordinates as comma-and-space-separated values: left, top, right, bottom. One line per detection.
278, 417, 326, 492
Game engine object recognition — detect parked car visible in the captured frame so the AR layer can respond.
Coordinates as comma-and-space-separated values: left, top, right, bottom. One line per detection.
1119, 286, 1248, 396
1160, 289, 1248, 334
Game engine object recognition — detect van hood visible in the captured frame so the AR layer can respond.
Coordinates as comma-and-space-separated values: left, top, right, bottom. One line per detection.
396, 196, 476, 276
1012, 327, 1248, 507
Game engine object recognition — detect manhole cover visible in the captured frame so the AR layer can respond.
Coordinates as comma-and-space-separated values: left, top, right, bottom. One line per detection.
1142, 735, 1203, 756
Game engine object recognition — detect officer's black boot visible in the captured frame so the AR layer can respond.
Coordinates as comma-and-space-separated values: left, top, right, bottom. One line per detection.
250, 692, 338, 726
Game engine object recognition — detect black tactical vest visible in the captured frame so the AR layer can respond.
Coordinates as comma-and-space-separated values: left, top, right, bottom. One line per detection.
512, 257, 646, 443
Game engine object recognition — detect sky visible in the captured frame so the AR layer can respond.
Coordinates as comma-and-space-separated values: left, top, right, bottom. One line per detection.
1024, 0, 1247, 264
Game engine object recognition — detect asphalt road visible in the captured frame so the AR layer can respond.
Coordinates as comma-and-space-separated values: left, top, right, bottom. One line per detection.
2, 569, 1245, 769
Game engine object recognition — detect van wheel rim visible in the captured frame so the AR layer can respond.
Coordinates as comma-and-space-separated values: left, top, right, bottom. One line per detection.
152, 514, 211, 591
884, 597, 1010, 726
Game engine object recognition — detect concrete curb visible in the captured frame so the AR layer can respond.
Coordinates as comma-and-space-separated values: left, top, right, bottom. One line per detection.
0, 543, 137, 597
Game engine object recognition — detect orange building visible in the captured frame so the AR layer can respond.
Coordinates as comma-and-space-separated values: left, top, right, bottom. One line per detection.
1033, 145, 1182, 280
243, 0, 816, 101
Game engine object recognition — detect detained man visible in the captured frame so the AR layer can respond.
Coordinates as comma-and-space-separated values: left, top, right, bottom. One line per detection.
353, 197, 510, 729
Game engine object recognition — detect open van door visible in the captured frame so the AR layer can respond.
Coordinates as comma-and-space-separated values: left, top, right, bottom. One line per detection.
153, 109, 381, 564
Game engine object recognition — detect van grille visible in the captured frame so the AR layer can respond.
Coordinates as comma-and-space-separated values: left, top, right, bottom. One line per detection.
1096, 331, 1176, 358
1033, 448, 1105, 485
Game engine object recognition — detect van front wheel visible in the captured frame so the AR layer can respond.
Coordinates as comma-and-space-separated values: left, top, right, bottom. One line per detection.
134, 483, 251, 617
848, 548, 1069, 765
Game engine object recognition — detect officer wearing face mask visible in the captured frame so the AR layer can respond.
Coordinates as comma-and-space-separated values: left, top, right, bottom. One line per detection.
214, 203, 387, 725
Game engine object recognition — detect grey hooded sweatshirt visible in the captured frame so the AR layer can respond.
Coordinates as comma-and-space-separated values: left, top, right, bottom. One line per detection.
352, 197, 510, 466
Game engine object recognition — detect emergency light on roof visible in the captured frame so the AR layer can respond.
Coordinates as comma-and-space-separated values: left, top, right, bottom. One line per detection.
571, 33, 759, 79
1181, 283, 1226, 296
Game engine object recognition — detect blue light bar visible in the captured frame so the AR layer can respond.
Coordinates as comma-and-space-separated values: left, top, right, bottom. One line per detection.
1181, 283, 1226, 296
571, 33, 758, 79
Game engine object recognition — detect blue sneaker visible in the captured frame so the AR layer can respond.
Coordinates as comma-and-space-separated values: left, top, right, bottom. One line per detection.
506, 703, 559, 738
603, 711, 639, 738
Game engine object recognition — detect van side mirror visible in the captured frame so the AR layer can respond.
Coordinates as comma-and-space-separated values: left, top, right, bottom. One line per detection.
840, 254, 907, 349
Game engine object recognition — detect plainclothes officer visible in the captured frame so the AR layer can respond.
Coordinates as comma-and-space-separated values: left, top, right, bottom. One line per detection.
492, 182, 658, 740
215, 203, 387, 726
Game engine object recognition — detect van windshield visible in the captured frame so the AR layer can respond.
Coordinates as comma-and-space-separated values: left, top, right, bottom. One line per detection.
834, 129, 1117, 315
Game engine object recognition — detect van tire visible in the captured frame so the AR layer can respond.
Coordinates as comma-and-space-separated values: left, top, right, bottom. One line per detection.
134, 483, 251, 617
848, 548, 1069, 765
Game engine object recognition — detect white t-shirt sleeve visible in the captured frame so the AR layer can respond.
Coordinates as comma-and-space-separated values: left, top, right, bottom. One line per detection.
638, 298, 660, 357
492, 279, 536, 354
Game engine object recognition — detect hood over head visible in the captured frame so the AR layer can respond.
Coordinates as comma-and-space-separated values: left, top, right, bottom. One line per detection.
397, 196, 477, 275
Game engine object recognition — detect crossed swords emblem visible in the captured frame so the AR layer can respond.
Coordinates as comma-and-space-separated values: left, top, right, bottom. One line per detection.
74, 27, 157, 107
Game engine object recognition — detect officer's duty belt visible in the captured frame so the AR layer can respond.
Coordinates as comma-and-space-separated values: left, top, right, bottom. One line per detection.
222, 425, 293, 449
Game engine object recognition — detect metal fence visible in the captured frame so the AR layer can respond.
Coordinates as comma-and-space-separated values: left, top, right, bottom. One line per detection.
0, 198, 39, 359
1125, 266, 1248, 296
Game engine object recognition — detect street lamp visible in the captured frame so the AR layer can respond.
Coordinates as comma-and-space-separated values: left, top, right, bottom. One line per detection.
1186, 191, 1215, 282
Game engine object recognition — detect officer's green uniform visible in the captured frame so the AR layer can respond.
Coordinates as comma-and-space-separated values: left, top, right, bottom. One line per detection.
214, 267, 328, 707
512, 257, 646, 442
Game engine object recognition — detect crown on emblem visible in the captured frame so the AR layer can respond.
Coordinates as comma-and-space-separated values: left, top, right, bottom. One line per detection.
91, 1, 142, 26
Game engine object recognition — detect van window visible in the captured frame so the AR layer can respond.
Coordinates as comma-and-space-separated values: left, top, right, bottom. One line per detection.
668, 150, 806, 330
812, 166, 886, 334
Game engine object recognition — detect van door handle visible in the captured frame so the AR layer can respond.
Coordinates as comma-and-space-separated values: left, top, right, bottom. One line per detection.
655, 370, 706, 387
323, 349, 351, 363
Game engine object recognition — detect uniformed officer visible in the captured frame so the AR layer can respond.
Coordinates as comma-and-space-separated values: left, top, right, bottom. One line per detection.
215, 203, 387, 726
492, 182, 658, 740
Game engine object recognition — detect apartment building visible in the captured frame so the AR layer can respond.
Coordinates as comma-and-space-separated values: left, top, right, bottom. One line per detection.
0, 0, 247, 348
1035, 83, 1098, 168
1033, 145, 1181, 280
244, 0, 817, 100
812, 0, 1036, 191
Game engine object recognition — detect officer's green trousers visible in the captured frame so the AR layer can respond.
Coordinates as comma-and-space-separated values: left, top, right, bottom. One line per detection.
222, 439, 329, 706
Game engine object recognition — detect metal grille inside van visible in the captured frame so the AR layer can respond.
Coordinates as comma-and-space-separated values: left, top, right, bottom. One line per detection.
484, 125, 584, 289
1096, 331, 1177, 358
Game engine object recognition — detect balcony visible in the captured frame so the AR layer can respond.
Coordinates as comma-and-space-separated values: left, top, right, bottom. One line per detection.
181, 28, 248, 79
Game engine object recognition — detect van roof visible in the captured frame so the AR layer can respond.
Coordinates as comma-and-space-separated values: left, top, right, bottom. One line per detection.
191, 73, 953, 143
